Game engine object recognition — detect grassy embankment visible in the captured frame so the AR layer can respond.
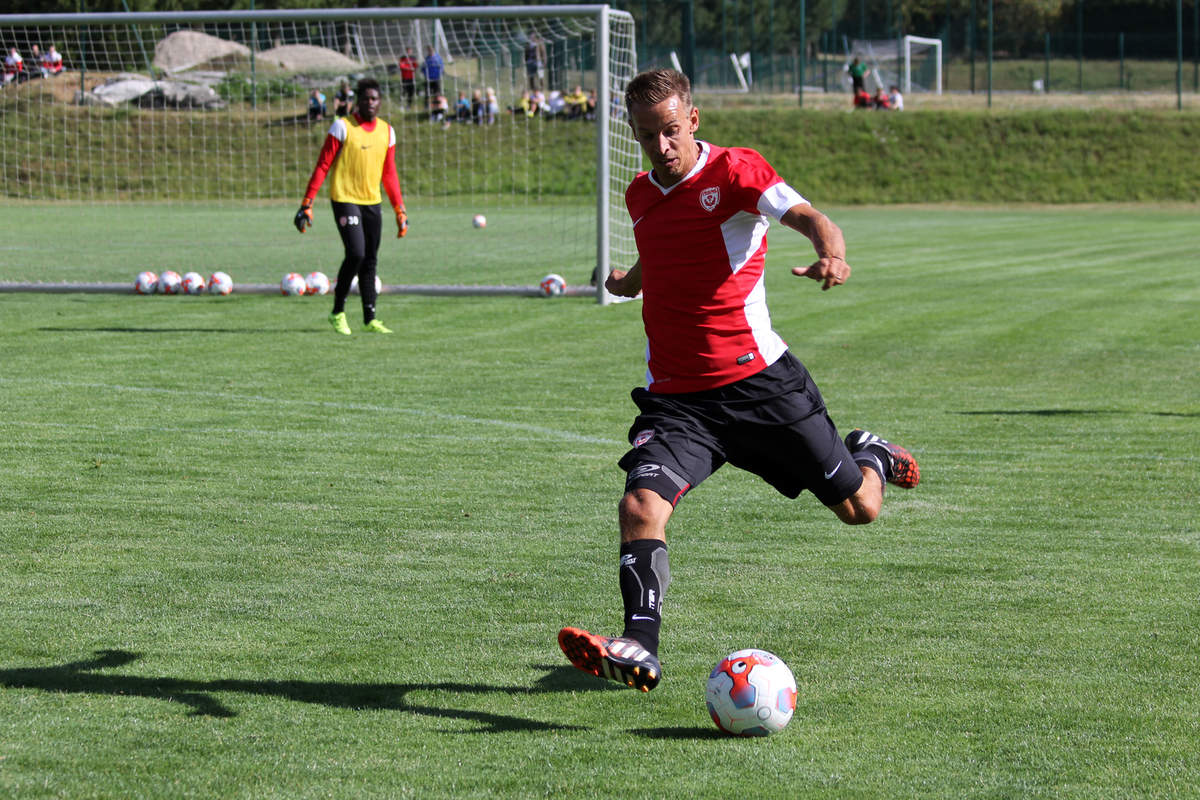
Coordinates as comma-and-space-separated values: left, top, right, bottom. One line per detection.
2, 84, 1198, 203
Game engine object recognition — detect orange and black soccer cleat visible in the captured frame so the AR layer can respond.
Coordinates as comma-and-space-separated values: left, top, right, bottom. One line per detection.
558, 627, 661, 692
845, 428, 920, 489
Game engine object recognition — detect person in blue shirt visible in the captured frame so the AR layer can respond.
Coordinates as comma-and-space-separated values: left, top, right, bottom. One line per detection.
421, 47, 444, 102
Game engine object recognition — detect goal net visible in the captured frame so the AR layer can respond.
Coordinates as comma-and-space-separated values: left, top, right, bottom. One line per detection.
846, 35, 942, 95
0, 7, 639, 300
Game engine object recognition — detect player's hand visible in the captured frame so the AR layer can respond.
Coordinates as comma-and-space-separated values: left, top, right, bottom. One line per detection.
396, 207, 408, 238
605, 268, 641, 298
792, 256, 850, 291
294, 199, 314, 233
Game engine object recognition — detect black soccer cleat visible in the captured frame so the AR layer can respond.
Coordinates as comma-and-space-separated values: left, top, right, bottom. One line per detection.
845, 428, 920, 489
558, 626, 661, 692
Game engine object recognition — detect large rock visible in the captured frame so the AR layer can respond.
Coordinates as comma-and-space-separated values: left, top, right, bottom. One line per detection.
257, 44, 360, 72
75, 74, 225, 109
154, 30, 250, 73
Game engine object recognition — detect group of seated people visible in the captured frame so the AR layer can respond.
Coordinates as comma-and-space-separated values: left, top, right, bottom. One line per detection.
3, 45, 64, 86
430, 87, 502, 126
853, 85, 903, 111
304, 79, 601, 127
308, 80, 358, 121
511, 86, 596, 120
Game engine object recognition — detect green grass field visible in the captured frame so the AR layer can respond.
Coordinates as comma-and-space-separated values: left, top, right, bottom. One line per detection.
1, 205, 1198, 798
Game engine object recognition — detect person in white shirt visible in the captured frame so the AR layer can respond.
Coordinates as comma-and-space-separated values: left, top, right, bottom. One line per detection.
888, 85, 904, 111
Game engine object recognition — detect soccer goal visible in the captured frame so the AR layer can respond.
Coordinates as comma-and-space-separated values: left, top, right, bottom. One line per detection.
846, 35, 942, 95
0, 6, 639, 302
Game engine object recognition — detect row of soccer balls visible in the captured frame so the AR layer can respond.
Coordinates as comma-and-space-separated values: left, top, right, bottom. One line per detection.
136, 270, 232, 295
134, 270, 568, 297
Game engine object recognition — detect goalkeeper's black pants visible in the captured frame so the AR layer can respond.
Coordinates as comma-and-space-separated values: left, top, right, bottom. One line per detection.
330, 200, 382, 322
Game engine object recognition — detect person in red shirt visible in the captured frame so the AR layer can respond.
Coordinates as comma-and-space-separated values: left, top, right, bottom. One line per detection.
397, 47, 418, 107
558, 69, 920, 692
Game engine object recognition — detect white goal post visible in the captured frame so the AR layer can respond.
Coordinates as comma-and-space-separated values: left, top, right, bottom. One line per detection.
903, 35, 942, 95
0, 6, 639, 302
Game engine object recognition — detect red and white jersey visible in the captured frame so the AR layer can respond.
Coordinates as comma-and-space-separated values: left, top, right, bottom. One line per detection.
626, 140, 807, 394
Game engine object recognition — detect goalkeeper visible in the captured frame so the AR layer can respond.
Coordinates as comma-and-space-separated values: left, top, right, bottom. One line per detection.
296, 78, 408, 335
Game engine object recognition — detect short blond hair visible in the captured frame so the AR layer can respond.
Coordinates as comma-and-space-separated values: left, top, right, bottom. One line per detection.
625, 68, 692, 115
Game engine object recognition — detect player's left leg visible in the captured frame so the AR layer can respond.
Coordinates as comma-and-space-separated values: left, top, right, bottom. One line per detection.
354, 204, 391, 333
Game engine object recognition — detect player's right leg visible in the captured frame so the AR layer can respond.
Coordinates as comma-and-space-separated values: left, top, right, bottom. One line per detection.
560, 393, 720, 692
330, 201, 367, 333
558, 490, 672, 693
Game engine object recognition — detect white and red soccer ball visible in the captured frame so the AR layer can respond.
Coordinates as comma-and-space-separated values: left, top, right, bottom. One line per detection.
135, 271, 158, 295
207, 271, 233, 295
181, 271, 207, 295
705, 648, 797, 737
340, 274, 382, 295
280, 272, 307, 296
472, 214, 487, 229
157, 270, 182, 295
539, 273, 566, 297
305, 271, 330, 295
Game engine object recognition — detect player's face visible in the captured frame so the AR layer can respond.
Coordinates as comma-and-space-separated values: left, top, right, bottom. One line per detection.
629, 94, 700, 188
357, 88, 381, 121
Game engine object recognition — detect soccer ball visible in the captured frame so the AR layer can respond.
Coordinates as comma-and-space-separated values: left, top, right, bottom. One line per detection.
281, 272, 307, 296
134, 271, 158, 295
539, 273, 566, 297
181, 271, 207, 295
158, 270, 182, 295
472, 214, 487, 229
208, 271, 233, 296
305, 271, 330, 295
342, 275, 383, 295
705, 649, 797, 737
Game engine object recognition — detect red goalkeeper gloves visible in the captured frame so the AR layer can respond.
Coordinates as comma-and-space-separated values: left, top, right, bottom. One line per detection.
396, 207, 408, 238
294, 199, 314, 233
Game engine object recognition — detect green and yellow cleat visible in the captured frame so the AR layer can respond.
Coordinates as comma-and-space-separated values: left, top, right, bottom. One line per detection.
328, 312, 352, 336
363, 319, 393, 334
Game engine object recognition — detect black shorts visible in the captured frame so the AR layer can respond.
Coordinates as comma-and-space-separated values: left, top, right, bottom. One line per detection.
618, 351, 863, 507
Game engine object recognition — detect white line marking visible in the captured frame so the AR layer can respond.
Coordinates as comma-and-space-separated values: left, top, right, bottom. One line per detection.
0, 378, 621, 446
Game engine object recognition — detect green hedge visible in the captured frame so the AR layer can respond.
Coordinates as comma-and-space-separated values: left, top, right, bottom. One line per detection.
3, 103, 1197, 203
700, 109, 1200, 203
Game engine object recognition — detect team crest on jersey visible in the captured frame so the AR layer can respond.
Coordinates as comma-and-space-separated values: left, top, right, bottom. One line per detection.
700, 186, 720, 212
633, 429, 654, 447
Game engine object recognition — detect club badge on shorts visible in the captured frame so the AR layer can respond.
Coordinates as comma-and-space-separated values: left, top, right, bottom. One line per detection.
700, 187, 720, 212
633, 429, 654, 447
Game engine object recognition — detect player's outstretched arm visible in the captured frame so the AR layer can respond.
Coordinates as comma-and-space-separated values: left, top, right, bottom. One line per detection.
781, 203, 850, 291
605, 259, 642, 297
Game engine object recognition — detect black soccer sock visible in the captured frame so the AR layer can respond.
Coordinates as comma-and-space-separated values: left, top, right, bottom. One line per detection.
619, 539, 670, 656
851, 449, 888, 486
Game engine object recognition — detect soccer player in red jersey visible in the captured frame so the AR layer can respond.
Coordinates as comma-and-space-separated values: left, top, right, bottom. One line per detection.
558, 69, 920, 692
296, 78, 407, 335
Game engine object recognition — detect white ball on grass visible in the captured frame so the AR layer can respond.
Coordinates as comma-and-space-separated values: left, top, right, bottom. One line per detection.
135, 271, 158, 295
280, 272, 307, 296
158, 270, 182, 295
207, 272, 233, 295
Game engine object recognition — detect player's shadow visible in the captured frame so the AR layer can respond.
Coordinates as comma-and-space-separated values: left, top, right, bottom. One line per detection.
957, 408, 1198, 418
37, 327, 326, 334
0, 650, 610, 732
